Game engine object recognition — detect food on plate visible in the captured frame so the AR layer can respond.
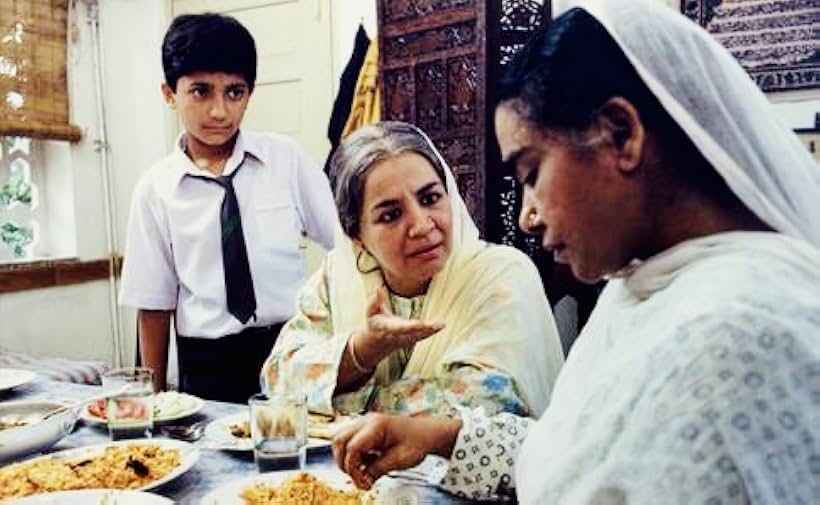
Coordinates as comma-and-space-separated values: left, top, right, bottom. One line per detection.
87, 392, 198, 421
0, 418, 29, 432
229, 420, 251, 438
89, 398, 148, 422
308, 413, 333, 426
229, 413, 336, 440
307, 414, 353, 440
87, 399, 107, 418
152, 391, 199, 419
0, 444, 180, 499
240, 471, 372, 505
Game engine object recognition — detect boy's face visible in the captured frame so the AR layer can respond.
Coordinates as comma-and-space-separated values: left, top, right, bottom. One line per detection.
161, 72, 251, 151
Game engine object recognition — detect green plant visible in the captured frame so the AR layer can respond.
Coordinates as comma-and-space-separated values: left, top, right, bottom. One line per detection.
0, 221, 33, 257
0, 173, 32, 207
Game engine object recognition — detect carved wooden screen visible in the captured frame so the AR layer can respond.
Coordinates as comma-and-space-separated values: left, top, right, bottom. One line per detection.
377, 0, 550, 242
485, 0, 550, 255
378, 0, 489, 232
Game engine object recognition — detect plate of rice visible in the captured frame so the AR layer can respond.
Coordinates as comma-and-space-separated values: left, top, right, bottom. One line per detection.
200, 469, 377, 505
3, 489, 174, 504
0, 439, 198, 501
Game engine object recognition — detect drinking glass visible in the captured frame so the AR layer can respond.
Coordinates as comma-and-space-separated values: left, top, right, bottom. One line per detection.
248, 392, 307, 472
101, 367, 154, 440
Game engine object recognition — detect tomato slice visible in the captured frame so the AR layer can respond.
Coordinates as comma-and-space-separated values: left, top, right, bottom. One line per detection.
88, 399, 108, 419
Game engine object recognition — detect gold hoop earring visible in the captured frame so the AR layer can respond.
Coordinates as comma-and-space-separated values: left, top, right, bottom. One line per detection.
356, 249, 380, 274
525, 209, 542, 233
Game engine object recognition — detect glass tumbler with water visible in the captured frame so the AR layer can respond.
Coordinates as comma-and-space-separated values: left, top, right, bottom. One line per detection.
249, 392, 307, 472
102, 367, 154, 440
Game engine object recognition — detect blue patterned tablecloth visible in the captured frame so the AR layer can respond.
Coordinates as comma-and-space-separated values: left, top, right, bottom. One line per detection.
1, 377, 490, 504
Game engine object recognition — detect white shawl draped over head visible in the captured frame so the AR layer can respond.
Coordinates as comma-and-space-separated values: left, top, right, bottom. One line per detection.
515, 0, 820, 502
325, 124, 563, 416
551, 0, 820, 248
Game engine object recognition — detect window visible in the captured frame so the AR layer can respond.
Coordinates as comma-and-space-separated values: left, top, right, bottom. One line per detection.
0, 136, 36, 259
0, 0, 81, 141
0, 1, 80, 264
0, 135, 75, 262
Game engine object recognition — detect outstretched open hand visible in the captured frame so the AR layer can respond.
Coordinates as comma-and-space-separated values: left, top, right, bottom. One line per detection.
352, 286, 445, 369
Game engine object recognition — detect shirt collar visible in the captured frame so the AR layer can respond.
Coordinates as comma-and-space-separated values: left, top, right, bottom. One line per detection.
172, 130, 264, 185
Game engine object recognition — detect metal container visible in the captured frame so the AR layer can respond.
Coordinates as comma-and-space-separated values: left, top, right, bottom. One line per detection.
0, 400, 78, 463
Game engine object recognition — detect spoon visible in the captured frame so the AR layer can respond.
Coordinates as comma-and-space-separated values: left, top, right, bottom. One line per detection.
160, 422, 205, 442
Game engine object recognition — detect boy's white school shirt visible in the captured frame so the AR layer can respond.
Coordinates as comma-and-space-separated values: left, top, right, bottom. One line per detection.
119, 130, 336, 338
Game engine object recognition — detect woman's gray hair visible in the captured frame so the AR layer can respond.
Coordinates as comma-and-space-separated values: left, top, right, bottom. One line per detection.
329, 121, 448, 238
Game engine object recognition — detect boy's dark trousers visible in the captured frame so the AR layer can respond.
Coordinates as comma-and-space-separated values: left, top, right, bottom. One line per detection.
176, 324, 282, 404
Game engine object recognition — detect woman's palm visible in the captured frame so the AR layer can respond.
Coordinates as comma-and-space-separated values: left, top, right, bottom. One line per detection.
365, 286, 444, 351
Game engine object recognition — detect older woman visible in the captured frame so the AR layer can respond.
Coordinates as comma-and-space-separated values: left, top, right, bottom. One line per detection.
261, 121, 563, 419
332, 1, 820, 504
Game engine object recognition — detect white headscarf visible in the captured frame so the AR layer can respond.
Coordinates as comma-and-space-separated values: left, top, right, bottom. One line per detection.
515, 2, 820, 503
325, 125, 563, 415
553, 0, 820, 246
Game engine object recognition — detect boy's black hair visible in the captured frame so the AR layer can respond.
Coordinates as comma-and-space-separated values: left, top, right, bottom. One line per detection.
162, 13, 257, 91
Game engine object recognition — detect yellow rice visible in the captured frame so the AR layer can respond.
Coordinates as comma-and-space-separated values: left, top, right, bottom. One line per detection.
0, 444, 180, 499
240, 471, 371, 505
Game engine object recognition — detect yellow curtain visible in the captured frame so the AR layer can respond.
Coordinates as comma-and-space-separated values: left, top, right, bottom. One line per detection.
0, 0, 81, 142
341, 40, 380, 138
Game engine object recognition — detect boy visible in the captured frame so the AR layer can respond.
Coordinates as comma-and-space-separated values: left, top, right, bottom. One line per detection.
120, 13, 336, 403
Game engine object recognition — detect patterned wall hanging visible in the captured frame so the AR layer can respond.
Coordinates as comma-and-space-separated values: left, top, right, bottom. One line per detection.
681, 0, 820, 92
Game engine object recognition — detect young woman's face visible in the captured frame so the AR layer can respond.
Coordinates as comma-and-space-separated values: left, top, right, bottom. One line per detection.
355, 152, 453, 297
494, 104, 647, 283
162, 71, 251, 153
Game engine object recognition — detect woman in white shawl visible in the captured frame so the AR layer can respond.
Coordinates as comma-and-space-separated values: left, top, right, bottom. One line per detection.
332, 1, 820, 504
261, 121, 563, 419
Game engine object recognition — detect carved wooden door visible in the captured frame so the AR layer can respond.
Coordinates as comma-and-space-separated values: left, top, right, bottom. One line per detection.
377, 0, 550, 242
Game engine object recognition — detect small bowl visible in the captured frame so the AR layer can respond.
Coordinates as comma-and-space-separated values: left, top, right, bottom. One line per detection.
0, 400, 78, 463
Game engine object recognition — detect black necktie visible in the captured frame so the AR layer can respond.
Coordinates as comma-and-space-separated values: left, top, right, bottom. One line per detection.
192, 168, 257, 324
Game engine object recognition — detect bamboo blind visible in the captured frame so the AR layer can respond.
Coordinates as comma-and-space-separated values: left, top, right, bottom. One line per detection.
0, 0, 81, 142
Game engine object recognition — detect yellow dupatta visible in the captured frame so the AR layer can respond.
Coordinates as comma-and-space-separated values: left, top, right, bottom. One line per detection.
326, 127, 563, 415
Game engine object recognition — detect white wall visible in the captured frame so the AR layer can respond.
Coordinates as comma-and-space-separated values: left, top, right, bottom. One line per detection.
0, 0, 170, 366
770, 89, 820, 130
330, 0, 377, 88
100, 0, 175, 366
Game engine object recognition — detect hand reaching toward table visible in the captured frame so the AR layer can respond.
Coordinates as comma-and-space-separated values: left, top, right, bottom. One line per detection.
332, 413, 462, 490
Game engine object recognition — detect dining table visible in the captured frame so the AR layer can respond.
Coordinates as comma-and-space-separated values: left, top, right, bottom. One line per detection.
1, 376, 503, 504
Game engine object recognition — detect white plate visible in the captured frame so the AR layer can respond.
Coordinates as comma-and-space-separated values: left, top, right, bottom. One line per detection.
81, 391, 204, 424
203, 412, 331, 451
0, 400, 78, 463
4, 489, 174, 505
2, 438, 199, 494
200, 468, 370, 505
0, 368, 36, 392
